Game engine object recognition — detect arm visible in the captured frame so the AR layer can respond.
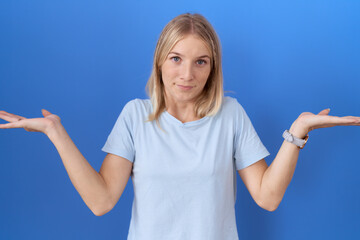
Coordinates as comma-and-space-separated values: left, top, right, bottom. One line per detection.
258, 120, 308, 211
48, 124, 133, 216
238, 120, 306, 212
48, 124, 111, 215
0, 109, 133, 216
237, 120, 304, 212
238, 108, 360, 212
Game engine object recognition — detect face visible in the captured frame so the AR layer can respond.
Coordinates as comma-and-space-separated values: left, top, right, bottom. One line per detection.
160, 34, 212, 106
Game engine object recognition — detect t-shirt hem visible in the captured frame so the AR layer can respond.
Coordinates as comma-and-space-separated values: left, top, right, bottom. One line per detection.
235, 150, 270, 170
101, 146, 134, 163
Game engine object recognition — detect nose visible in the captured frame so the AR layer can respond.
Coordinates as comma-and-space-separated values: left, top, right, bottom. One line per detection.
180, 62, 194, 81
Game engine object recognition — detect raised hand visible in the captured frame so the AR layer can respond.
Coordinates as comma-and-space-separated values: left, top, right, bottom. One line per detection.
291, 108, 360, 138
0, 109, 61, 135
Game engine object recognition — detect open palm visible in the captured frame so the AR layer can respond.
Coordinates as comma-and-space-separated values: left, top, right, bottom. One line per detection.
0, 109, 61, 135
298, 108, 360, 133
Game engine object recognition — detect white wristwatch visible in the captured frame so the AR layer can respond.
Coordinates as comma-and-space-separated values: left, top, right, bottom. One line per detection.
282, 130, 309, 149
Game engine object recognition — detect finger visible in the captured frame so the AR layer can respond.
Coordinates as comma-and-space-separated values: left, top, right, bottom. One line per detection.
329, 116, 360, 125
0, 112, 26, 122
337, 116, 360, 123
41, 109, 52, 117
0, 120, 25, 129
342, 116, 359, 119
318, 108, 330, 115
0, 110, 27, 119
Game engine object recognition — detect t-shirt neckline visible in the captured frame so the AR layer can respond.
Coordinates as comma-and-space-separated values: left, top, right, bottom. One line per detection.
163, 110, 209, 127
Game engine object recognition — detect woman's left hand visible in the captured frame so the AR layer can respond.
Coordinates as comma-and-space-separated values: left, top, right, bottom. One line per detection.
290, 108, 360, 138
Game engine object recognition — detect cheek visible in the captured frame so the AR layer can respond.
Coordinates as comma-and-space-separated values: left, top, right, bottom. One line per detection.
197, 69, 211, 83
161, 71, 171, 85
161, 63, 177, 82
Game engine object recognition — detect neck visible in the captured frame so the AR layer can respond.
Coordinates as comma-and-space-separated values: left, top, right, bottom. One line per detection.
165, 98, 199, 123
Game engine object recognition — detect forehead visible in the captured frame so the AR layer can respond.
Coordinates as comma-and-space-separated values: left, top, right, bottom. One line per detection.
169, 34, 211, 57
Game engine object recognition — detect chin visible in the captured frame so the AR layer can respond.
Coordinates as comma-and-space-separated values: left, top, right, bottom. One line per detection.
175, 94, 198, 103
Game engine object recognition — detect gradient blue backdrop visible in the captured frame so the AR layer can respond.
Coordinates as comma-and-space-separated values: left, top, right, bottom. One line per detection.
1, 0, 359, 239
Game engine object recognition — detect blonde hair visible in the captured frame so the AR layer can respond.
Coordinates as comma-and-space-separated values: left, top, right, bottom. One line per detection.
145, 13, 224, 128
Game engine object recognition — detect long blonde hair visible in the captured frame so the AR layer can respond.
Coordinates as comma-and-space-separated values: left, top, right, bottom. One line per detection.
145, 13, 224, 128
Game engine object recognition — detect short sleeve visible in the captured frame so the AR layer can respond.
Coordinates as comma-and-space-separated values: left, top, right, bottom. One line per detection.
233, 101, 270, 170
101, 101, 135, 163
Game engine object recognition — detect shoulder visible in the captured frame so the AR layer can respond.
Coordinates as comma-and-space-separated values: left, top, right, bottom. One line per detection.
218, 96, 251, 127
221, 96, 245, 114
120, 98, 152, 121
123, 98, 152, 112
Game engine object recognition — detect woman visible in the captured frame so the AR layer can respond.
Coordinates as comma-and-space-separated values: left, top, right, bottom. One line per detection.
0, 13, 359, 239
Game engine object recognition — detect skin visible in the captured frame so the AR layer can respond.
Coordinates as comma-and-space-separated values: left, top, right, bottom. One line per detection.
238, 109, 360, 211
1, 35, 360, 213
161, 34, 212, 123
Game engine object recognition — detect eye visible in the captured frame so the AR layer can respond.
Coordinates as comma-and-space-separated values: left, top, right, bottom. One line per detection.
196, 59, 207, 65
171, 56, 181, 62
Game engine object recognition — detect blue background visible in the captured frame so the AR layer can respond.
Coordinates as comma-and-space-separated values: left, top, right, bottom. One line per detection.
1, 0, 360, 239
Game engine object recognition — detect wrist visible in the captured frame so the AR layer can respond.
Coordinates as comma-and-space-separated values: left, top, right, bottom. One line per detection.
289, 119, 309, 139
45, 122, 67, 142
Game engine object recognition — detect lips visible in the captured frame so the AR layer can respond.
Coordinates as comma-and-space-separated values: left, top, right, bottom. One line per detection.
177, 84, 193, 90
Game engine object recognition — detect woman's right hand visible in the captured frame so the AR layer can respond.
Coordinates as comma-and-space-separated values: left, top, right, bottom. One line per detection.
0, 109, 61, 136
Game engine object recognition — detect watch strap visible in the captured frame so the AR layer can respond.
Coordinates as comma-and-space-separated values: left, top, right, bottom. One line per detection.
282, 130, 309, 149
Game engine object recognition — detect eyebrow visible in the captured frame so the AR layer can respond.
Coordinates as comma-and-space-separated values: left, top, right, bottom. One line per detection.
168, 51, 211, 59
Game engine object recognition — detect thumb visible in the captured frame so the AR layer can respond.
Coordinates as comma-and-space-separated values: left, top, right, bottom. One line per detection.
41, 109, 52, 117
318, 108, 330, 115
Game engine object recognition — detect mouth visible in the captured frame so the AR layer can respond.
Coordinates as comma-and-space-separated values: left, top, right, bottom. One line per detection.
177, 84, 194, 90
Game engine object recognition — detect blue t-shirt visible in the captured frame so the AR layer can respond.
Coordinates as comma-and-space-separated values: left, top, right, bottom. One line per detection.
102, 96, 270, 240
